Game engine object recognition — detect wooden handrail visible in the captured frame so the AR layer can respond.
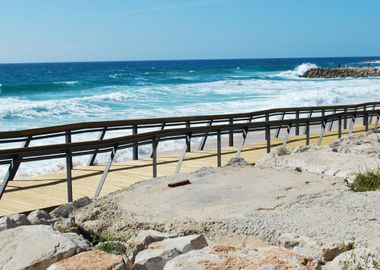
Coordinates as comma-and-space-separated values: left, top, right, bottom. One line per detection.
0, 109, 377, 160
0, 102, 379, 202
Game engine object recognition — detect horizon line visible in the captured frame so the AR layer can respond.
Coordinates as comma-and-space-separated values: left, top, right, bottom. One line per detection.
0, 55, 380, 65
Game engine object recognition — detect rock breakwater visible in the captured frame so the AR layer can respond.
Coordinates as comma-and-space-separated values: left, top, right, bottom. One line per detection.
301, 67, 380, 78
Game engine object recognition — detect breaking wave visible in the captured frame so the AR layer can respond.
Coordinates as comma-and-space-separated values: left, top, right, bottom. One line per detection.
276, 63, 318, 79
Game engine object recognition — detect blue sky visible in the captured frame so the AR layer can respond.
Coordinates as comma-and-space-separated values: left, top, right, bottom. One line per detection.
0, 0, 379, 63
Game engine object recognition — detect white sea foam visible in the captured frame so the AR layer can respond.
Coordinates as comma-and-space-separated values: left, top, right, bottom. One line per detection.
2, 72, 380, 179
361, 60, 380, 64
276, 63, 318, 79
53, 81, 78, 85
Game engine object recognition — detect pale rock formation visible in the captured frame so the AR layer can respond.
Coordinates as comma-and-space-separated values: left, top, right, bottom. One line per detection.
0, 225, 88, 270
47, 250, 127, 270
133, 234, 208, 270
0, 213, 30, 231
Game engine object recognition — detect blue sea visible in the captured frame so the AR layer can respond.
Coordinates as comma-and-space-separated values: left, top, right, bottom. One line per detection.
1, 57, 380, 177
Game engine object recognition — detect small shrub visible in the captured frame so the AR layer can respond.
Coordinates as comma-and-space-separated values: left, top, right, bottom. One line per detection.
96, 241, 126, 255
90, 233, 125, 245
349, 169, 380, 192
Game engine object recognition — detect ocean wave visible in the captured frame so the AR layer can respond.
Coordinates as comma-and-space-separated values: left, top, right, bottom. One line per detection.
1, 75, 380, 179
53, 81, 78, 85
361, 60, 380, 64
2, 76, 380, 122
275, 63, 318, 79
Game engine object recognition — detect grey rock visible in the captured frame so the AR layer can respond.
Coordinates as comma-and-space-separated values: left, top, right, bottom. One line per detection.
63, 232, 91, 253
325, 246, 380, 270
47, 250, 127, 270
224, 157, 250, 167
128, 230, 175, 253
27, 209, 52, 225
133, 234, 208, 270
301, 67, 380, 79
164, 246, 320, 270
50, 196, 91, 218
277, 233, 353, 262
0, 213, 30, 231
52, 217, 78, 233
0, 225, 81, 270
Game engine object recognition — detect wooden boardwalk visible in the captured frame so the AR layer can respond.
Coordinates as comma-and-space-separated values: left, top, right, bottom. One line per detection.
0, 127, 367, 216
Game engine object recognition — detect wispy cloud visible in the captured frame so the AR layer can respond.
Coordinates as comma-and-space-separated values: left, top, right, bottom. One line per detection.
127, 0, 238, 14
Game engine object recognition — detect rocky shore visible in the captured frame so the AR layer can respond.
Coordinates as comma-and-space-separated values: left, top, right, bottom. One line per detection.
301, 67, 380, 78
1, 131, 380, 269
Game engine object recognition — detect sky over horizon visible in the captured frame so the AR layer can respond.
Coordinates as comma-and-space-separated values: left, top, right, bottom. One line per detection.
0, 0, 380, 63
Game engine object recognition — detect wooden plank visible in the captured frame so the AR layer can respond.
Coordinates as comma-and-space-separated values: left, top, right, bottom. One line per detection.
0, 125, 370, 216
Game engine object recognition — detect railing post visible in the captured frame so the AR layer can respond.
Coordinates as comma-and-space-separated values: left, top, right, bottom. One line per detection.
229, 118, 234, 147
236, 127, 248, 158
303, 110, 313, 135
344, 107, 348, 129
174, 138, 189, 175
266, 125, 271, 153
66, 150, 73, 202
87, 127, 107, 166
186, 121, 191, 152
5, 136, 31, 182
275, 112, 285, 138
306, 121, 310, 146
94, 144, 118, 198
150, 123, 166, 158
132, 124, 138, 160
369, 105, 376, 124
217, 130, 222, 167
374, 113, 379, 131
349, 114, 356, 137
317, 119, 327, 146
152, 138, 158, 178
295, 110, 300, 136
65, 131, 72, 170
265, 114, 270, 153
283, 124, 292, 146
198, 120, 213, 151
65, 131, 73, 202
363, 105, 369, 131
0, 155, 22, 199
327, 109, 336, 131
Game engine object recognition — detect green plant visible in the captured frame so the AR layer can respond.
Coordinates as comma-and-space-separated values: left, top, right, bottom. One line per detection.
349, 169, 380, 192
90, 232, 125, 245
96, 241, 126, 255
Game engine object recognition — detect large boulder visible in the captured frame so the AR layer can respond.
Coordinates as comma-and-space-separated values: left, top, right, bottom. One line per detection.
325, 246, 380, 270
47, 250, 127, 270
164, 245, 320, 270
133, 234, 208, 270
27, 209, 52, 225
50, 196, 92, 218
277, 233, 353, 263
0, 225, 88, 270
0, 213, 30, 231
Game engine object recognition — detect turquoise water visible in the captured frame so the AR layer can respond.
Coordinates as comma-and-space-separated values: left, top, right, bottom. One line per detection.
1, 57, 380, 131
1, 57, 380, 177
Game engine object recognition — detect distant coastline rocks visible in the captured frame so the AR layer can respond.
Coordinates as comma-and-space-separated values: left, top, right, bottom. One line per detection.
301, 67, 380, 78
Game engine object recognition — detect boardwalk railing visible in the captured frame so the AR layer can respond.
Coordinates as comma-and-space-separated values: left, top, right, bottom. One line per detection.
0, 102, 379, 202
